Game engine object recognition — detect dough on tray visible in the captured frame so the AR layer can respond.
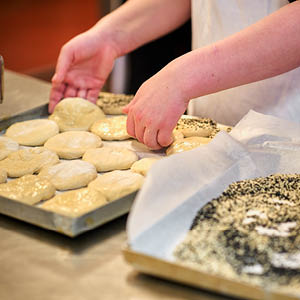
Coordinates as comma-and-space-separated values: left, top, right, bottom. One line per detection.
0, 169, 7, 183
0, 175, 55, 205
49, 97, 105, 131
44, 131, 102, 159
41, 188, 107, 217
39, 160, 97, 191
90, 116, 130, 141
166, 136, 211, 156
97, 92, 134, 115
130, 157, 160, 176
82, 146, 138, 172
88, 170, 144, 201
5, 119, 59, 146
0, 147, 59, 177
0, 136, 19, 160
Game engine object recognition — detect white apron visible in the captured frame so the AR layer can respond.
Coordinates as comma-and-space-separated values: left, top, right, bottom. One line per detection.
188, 0, 300, 125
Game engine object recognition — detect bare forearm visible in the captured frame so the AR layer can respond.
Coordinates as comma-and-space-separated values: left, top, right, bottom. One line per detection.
172, 1, 300, 101
93, 0, 191, 57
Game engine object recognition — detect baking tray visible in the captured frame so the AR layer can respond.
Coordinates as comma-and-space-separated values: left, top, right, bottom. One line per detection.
123, 246, 299, 300
0, 104, 141, 237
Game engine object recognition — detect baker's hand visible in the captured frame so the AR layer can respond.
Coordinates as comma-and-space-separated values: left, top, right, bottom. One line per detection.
49, 29, 118, 113
123, 66, 189, 150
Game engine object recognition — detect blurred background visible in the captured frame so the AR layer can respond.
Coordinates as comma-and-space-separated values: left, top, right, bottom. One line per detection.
0, 0, 191, 94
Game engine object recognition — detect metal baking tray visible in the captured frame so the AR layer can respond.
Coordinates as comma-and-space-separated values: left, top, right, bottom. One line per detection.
0, 104, 141, 237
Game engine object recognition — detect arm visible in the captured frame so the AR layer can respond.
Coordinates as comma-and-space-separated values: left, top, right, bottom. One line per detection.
49, 0, 191, 112
124, 1, 300, 149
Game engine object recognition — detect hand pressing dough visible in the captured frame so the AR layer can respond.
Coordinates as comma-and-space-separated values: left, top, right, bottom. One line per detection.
0, 147, 59, 177
5, 119, 59, 146
0, 169, 7, 183
39, 160, 97, 190
0, 136, 19, 160
44, 131, 102, 159
131, 157, 160, 176
0, 175, 55, 205
88, 170, 144, 201
82, 146, 138, 172
166, 137, 211, 156
41, 188, 107, 217
49, 97, 105, 131
97, 92, 134, 115
90, 116, 130, 140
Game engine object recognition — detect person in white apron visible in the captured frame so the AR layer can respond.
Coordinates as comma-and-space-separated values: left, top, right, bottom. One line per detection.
49, 0, 300, 149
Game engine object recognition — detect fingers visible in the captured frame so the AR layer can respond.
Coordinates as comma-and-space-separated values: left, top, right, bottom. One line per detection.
49, 81, 66, 113
77, 89, 87, 99
86, 88, 100, 104
126, 112, 136, 138
64, 86, 78, 98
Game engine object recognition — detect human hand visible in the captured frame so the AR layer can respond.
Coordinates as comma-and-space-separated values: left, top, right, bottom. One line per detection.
49, 28, 119, 113
123, 65, 190, 150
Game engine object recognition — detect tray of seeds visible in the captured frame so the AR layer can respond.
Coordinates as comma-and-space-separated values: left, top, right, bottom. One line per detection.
124, 173, 300, 300
0, 92, 228, 236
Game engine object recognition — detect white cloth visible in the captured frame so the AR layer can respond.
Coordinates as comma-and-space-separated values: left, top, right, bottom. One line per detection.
189, 0, 300, 126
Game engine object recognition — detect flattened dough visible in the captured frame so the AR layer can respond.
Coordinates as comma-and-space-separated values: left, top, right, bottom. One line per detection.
88, 170, 144, 201
90, 116, 130, 140
41, 188, 107, 217
0, 147, 59, 177
39, 160, 97, 190
44, 131, 102, 159
166, 137, 211, 156
97, 92, 134, 115
82, 146, 138, 172
0, 136, 19, 160
0, 175, 55, 205
49, 97, 105, 131
130, 157, 160, 176
5, 119, 59, 146
0, 169, 7, 183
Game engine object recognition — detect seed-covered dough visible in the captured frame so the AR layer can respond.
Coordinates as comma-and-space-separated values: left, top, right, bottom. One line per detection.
49, 97, 105, 132
0, 175, 55, 205
5, 119, 59, 146
41, 188, 107, 217
0, 147, 59, 177
82, 146, 138, 172
130, 157, 160, 176
90, 116, 130, 141
39, 160, 97, 190
88, 170, 144, 201
0, 136, 19, 160
44, 131, 102, 159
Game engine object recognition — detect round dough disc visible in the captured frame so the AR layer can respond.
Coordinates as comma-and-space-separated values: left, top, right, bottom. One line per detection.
130, 157, 160, 176
44, 131, 102, 159
88, 170, 144, 201
5, 119, 59, 146
0, 136, 19, 160
166, 137, 211, 156
0, 175, 55, 205
41, 188, 107, 217
0, 169, 7, 183
90, 116, 130, 140
49, 97, 105, 132
0, 147, 59, 177
83, 146, 138, 172
39, 160, 97, 191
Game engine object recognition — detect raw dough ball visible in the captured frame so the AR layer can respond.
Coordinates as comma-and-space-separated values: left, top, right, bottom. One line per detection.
0, 175, 55, 205
41, 188, 107, 217
131, 157, 160, 176
0, 147, 59, 177
0, 136, 19, 160
82, 146, 138, 172
88, 170, 144, 201
49, 97, 105, 131
44, 131, 102, 159
90, 116, 130, 140
5, 119, 59, 146
97, 92, 134, 115
175, 116, 217, 138
166, 137, 211, 156
0, 169, 7, 183
39, 160, 97, 191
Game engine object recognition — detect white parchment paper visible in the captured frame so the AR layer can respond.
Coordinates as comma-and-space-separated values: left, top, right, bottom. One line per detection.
127, 110, 300, 260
